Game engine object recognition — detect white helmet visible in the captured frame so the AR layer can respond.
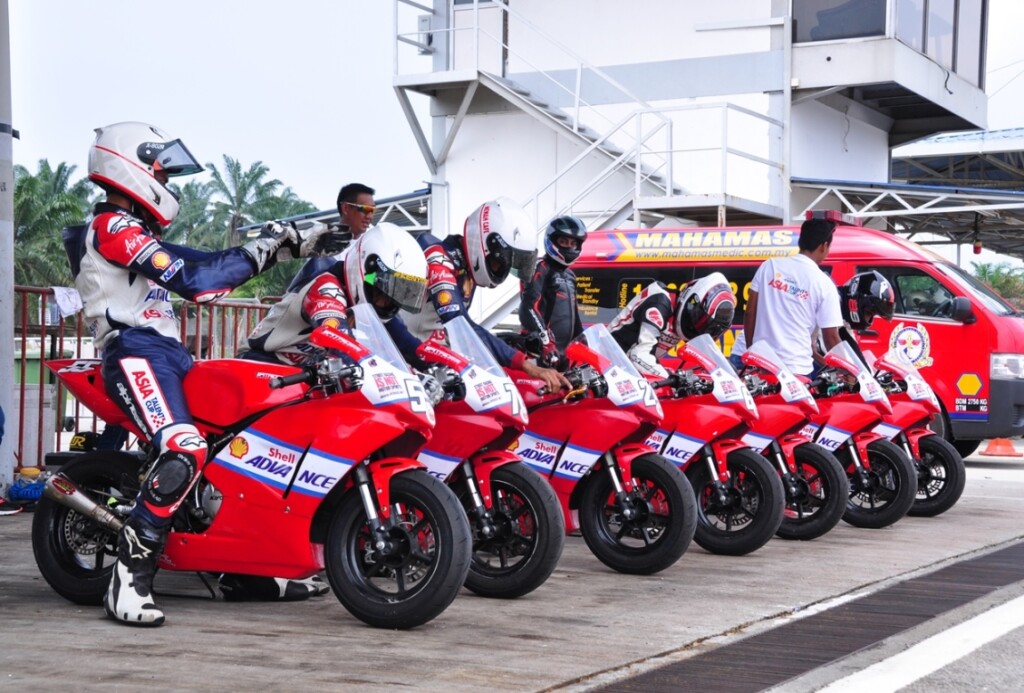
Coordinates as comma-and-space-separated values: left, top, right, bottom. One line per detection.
88, 122, 203, 228
675, 272, 736, 341
462, 197, 537, 288
344, 223, 429, 320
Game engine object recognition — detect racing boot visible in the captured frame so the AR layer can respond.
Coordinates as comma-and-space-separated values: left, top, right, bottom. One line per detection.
104, 515, 167, 627
217, 574, 321, 602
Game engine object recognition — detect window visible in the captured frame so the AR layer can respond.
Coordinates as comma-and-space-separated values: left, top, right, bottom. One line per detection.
794, 0, 887, 43
870, 267, 955, 318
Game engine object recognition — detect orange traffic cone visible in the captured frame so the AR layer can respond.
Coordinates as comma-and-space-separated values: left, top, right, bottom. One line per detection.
980, 438, 1023, 457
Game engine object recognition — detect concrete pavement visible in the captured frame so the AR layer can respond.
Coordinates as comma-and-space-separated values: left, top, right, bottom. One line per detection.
1, 450, 1022, 692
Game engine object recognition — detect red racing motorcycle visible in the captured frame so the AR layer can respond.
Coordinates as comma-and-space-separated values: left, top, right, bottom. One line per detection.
805, 341, 917, 529
33, 304, 472, 629
646, 334, 785, 556
507, 324, 698, 575
738, 340, 850, 541
414, 316, 564, 598
867, 348, 966, 517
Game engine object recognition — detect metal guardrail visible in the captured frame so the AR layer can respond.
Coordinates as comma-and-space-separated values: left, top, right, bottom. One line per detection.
10, 286, 274, 470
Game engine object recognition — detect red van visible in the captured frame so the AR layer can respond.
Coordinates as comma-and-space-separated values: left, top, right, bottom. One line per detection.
573, 221, 1024, 457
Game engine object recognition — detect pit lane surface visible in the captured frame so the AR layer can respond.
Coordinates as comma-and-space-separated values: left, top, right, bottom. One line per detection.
1, 449, 1021, 692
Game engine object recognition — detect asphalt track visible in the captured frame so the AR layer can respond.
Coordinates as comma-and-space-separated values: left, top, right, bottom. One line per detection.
1, 447, 1021, 692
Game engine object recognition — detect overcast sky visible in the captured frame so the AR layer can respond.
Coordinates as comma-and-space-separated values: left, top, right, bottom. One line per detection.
9, 1, 1024, 219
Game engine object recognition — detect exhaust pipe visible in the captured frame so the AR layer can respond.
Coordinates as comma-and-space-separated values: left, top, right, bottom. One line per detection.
44, 474, 125, 532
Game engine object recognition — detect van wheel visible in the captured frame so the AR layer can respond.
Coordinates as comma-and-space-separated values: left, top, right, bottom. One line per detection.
951, 439, 980, 458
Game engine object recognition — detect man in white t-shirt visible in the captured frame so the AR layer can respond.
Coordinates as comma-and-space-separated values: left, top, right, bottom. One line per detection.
742, 217, 842, 377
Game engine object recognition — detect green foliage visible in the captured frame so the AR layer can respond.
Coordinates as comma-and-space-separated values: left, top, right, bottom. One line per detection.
13, 160, 93, 286
14, 155, 319, 301
970, 261, 1024, 308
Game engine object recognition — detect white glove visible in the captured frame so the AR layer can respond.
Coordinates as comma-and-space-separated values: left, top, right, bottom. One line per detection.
418, 371, 444, 406
286, 220, 332, 259
627, 344, 669, 378
241, 221, 291, 273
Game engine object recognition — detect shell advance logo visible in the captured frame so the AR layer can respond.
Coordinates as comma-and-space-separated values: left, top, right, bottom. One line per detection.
600, 229, 799, 262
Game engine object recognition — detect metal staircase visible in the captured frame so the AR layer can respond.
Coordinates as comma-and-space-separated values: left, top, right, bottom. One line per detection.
392, 0, 785, 326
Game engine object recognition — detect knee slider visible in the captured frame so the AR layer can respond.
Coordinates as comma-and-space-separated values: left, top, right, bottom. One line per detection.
144, 426, 208, 508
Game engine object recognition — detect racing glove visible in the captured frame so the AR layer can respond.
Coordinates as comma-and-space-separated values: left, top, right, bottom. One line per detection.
418, 371, 444, 406
242, 220, 332, 273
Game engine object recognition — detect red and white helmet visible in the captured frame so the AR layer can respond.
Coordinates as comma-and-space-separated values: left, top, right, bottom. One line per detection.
344, 223, 429, 320
462, 197, 537, 288
88, 122, 203, 227
675, 272, 736, 340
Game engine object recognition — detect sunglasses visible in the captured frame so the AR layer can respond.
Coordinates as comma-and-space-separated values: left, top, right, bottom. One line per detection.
345, 202, 377, 215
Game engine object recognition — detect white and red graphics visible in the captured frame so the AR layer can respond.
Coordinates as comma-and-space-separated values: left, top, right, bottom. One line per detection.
417, 449, 463, 481
119, 357, 172, 434
648, 429, 705, 468
214, 428, 353, 498
514, 432, 602, 481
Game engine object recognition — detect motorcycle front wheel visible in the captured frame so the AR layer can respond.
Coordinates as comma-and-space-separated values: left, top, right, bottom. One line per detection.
578, 453, 697, 575
31, 452, 142, 605
842, 438, 917, 529
908, 434, 966, 517
776, 443, 849, 541
324, 469, 472, 629
458, 462, 565, 599
686, 448, 785, 556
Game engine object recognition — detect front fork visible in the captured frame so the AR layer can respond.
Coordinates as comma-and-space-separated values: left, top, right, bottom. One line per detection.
352, 457, 424, 551
458, 451, 520, 539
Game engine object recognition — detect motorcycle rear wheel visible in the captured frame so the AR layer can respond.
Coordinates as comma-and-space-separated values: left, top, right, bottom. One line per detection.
842, 439, 917, 529
908, 434, 966, 517
324, 469, 472, 629
776, 443, 849, 541
578, 453, 697, 575
31, 452, 142, 605
686, 448, 785, 556
459, 462, 565, 599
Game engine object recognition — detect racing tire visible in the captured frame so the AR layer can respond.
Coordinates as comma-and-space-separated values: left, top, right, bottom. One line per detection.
32, 452, 142, 606
459, 462, 565, 599
776, 443, 849, 541
842, 439, 917, 529
578, 453, 697, 575
324, 469, 472, 629
908, 434, 966, 517
686, 448, 785, 556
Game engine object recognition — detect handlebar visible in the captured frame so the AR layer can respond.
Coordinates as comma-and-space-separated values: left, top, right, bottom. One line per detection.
269, 371, 313, 389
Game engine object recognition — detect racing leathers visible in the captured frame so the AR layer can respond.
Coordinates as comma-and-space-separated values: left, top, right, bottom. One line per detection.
404, 233, 531, 371
67, 202, 297, 531
607, 281, 678, 378
518, 257, 582, 362
244, 257, 425, 368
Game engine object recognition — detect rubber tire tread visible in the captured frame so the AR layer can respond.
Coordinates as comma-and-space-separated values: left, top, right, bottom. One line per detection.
31, 452, 141, 605
578, 454, 697, 575
462, 462, 565, 599
324, 469, 472, 629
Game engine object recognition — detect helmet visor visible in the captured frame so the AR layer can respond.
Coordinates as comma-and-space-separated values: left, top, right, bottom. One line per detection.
368, 264, 428, 315
138, 139, 203, 177
511, 247, 538, 279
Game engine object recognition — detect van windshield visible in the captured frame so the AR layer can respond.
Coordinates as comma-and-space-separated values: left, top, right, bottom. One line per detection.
934, 263, 1018, 316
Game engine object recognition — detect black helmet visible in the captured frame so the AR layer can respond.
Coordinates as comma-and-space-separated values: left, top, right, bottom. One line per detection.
675, 272, 736, 340
543, 215, 587, 266
840, 271, 895, 329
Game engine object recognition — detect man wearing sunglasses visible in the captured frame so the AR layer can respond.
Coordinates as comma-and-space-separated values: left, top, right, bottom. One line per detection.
336, 182, 377, 240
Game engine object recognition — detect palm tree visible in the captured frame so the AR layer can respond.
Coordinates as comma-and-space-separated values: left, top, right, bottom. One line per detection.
206, 156, 286, 249
164, 178, 217, 247
971, 261, 1024, 308
13, 160, 93, 286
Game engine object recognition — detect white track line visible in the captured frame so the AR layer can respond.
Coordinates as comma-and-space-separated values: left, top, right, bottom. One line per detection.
819, 594, 1024, 692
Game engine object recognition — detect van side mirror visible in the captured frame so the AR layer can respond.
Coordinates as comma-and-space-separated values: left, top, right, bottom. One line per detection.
951, 296, 975, 324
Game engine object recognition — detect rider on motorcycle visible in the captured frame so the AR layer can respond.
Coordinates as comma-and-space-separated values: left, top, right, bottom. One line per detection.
243, 222, 429, 371
403, 198, 570, 394
607, 272, 737, 378
815, 270, 897, 362
70, 122, 331, 626
518, 215, 587, 369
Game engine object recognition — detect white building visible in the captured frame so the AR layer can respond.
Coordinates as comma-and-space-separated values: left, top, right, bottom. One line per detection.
390, 0, 995, 323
